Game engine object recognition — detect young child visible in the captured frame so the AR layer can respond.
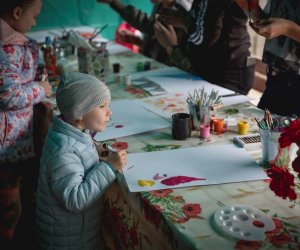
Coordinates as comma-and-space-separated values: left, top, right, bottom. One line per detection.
36, 72, 127, 249
0, 0, 52, 248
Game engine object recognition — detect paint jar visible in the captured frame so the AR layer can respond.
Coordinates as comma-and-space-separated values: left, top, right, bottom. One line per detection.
259, 129, 281, 165
136, 62, 144, 72
172, 113, 192, 140
213, 119, 224, 133
200, 124, 210, 139
237, 120, 249, 135
124, 74, 131, 85
144, 61, 151, 71
113, 63, 121, 73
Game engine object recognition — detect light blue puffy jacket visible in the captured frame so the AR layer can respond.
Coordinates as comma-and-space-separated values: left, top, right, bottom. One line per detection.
36, 116, 116, 250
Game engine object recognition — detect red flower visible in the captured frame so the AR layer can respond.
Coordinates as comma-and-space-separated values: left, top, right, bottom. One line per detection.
235, 240, 263, 250
23, 63, 30, 70
267, 165, 297, 200
279, 120, 300, 148
3, 45, 15, 54
32, 88, 38, 99
182, 204, 202, 218
112, 141, 128, 150
266, 218, 283, 237
149, 189, 172, 198
268, 233, 292, 246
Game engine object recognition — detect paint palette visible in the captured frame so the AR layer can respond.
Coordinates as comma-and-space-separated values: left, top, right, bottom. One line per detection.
233, 133, 261, 148
213, 204, 275, 241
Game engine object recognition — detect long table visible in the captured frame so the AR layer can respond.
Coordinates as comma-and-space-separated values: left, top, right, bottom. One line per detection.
39, 46, 300, 250
100, 52, 300, 250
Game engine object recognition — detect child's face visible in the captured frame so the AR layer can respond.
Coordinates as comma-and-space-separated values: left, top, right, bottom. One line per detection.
14, 0, 42, 33
81, 99, 112, 132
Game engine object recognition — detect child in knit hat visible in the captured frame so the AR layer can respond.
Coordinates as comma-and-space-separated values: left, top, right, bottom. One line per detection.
36, 72, 127, 250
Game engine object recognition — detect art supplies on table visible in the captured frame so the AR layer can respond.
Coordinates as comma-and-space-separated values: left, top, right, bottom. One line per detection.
213, 204, 275, 241
233, 134, 261, 148
254, 109, 292, 132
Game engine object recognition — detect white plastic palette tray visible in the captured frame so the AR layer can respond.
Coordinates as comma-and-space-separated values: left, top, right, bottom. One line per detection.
213, 204, 275, 241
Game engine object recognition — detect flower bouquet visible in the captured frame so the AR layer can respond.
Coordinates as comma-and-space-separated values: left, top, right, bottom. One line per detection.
266, 119, 300, 203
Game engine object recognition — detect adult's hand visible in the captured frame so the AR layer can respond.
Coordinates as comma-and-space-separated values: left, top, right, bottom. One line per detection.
252, 18, 300, 42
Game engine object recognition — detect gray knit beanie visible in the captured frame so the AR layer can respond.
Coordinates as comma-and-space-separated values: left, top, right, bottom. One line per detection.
56, 72, 111, 122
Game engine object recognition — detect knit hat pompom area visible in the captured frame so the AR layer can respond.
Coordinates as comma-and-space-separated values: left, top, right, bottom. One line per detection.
56, 72, 111, 122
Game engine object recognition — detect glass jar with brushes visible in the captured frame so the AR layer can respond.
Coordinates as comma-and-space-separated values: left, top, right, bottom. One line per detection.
186, 87, 223, 131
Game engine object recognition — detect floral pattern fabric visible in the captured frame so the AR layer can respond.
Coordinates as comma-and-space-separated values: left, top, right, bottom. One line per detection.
0, 34, 45, 161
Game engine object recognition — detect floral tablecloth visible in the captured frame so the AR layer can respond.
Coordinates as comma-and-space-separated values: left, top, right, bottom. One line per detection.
98, 56, 300, 250
102, 101, 300, 250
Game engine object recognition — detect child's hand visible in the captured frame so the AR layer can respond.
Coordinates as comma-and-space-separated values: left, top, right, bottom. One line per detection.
94, 142, 109, 160
39, 80, 52, 97
154, 21, 178, 50
106, 149, 127, 171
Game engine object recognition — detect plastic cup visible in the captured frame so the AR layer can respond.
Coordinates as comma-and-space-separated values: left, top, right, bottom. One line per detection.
213, 119, 224, 133
237, 120, 249, 135
200, 124, 210, 139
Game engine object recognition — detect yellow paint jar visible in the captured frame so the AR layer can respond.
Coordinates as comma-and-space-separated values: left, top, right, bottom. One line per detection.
237, 120, 249, 135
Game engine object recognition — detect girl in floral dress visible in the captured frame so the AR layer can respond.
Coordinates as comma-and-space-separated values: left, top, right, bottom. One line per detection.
0, 0, 51, 248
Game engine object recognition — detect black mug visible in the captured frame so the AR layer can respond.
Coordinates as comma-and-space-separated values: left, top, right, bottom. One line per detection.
172, 113, 192, 140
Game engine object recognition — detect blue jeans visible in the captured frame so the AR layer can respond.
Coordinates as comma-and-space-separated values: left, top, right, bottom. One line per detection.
258, 68, 300, 117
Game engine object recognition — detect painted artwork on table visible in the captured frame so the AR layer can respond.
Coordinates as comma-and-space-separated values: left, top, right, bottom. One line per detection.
94, 100, 170, 141
123, 144, 268, 192
134, 93, 188, 118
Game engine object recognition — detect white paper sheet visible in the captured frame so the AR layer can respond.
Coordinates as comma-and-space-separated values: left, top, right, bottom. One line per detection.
134, 92, 253, 119
123, 144, 268, 192
134, 76, 234, 97
134, 93, 188, 118
94, 100, 171, 141
221, 95, 254, 107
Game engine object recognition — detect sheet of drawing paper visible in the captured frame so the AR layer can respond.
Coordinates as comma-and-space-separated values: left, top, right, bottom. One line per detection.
136, 76, 234, 97
94, 100, 171, 141
134, 93, 188, 118
221, 95, 254, 107
123, 144, 268, 192
134, 93, 253, 119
